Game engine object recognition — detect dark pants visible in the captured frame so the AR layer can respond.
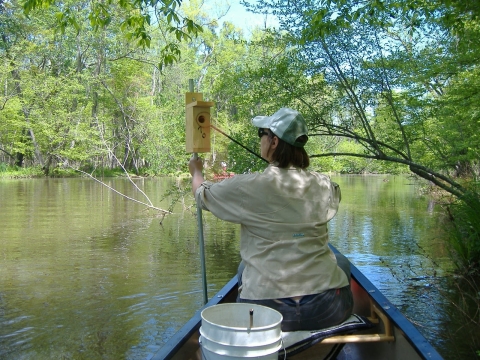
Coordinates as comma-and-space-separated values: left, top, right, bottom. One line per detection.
236, 254, 354, 332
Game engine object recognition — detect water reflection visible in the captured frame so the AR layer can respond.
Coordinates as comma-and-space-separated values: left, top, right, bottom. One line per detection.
0, 175, 468, 359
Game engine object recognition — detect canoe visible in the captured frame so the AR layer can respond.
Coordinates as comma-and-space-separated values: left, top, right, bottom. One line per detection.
153, 246, 443, 359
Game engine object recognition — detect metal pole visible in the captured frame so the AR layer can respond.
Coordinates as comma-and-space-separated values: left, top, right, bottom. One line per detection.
189, 79, 208, 305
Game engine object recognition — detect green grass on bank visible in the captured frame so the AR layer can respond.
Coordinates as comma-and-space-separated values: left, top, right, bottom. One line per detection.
0, 164, 45, 178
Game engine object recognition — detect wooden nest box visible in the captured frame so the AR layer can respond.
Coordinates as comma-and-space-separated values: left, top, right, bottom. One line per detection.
185, 92, 214, 153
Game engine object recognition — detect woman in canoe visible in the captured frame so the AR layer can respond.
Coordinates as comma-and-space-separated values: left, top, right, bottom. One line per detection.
188, 107, 353, 331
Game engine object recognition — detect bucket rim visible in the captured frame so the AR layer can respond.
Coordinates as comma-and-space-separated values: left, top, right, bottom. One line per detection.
201, 303, 283, 331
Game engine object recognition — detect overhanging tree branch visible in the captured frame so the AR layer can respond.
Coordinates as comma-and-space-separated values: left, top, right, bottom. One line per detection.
0, 147, 15, 160
311, 150, 467, 198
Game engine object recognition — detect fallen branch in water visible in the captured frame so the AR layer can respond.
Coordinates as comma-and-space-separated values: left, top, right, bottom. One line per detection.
77, 168, 170, 213
54, 156, 172, 221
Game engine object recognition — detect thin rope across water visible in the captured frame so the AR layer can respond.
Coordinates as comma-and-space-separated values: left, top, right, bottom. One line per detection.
210, 124, 269, 163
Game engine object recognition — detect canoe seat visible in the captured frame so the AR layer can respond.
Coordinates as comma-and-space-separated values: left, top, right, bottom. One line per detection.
321, 303, 394, 344
280, 302, 394, 357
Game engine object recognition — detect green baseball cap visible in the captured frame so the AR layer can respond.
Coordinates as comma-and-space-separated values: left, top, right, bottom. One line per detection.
252, 107, 308, 147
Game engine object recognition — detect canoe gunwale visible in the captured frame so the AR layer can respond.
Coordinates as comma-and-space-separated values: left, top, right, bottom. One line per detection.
329, 246, 443, 359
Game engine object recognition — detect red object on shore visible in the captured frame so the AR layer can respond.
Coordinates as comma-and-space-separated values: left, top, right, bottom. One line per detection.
213, 172, 234, 180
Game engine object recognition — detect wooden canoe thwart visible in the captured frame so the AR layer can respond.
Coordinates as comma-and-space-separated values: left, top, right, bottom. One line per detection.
154, 246, 443, 360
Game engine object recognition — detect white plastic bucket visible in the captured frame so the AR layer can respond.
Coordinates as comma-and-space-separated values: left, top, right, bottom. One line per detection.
199, 303, 283, 359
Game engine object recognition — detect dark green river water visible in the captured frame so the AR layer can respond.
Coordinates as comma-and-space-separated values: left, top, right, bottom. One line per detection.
0, 175, 472, 359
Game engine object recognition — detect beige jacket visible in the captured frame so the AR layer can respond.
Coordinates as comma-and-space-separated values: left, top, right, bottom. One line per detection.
195, 164, 348, 300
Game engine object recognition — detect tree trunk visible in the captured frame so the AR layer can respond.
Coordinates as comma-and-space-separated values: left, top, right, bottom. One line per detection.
14, 152, 24, 167
7, 44, 44, 167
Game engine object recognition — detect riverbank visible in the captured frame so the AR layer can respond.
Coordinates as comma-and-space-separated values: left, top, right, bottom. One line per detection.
0, 165, 145, 179
0, 164, 404, 180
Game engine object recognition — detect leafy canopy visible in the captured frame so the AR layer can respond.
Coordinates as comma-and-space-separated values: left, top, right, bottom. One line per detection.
22, 0, 203, 69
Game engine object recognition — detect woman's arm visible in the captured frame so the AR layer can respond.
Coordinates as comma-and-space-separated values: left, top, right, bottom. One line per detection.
188, 156, 205, 195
